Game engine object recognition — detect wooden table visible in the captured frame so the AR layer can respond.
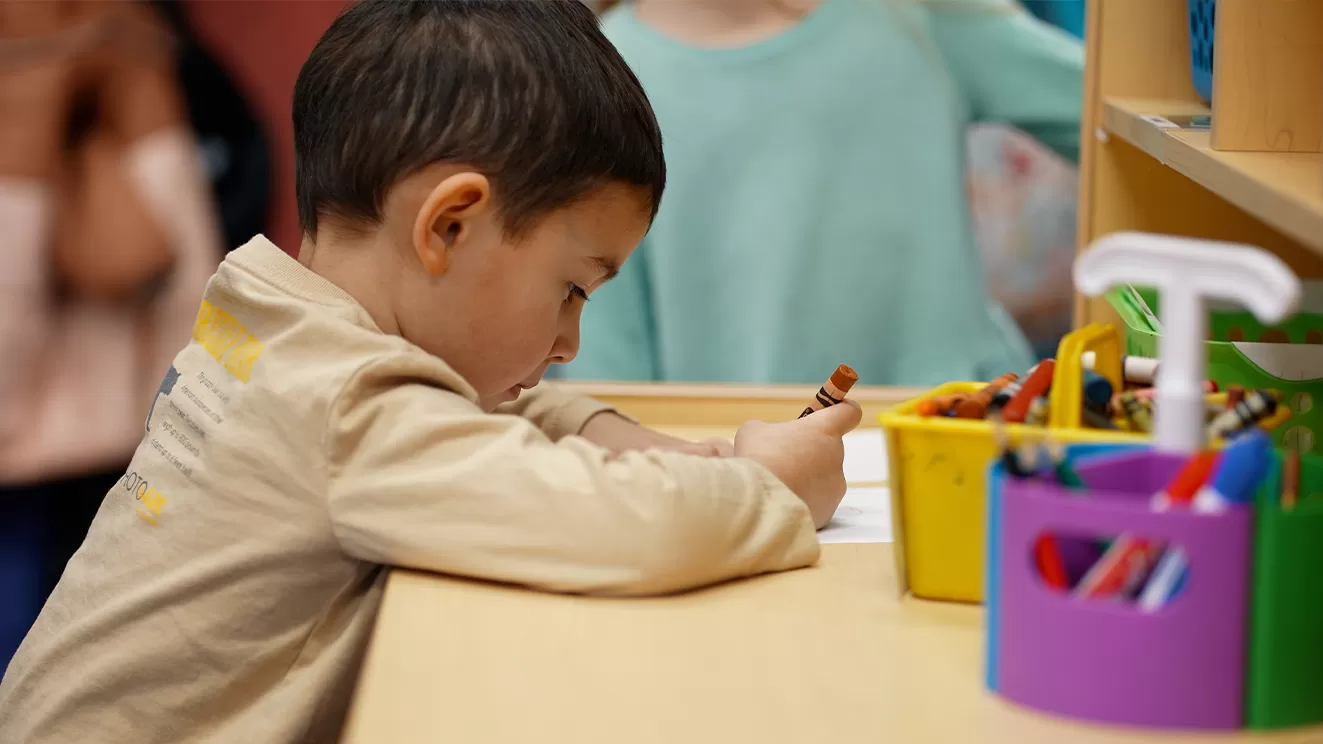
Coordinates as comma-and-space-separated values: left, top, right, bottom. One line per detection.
341, 384, 1321, 743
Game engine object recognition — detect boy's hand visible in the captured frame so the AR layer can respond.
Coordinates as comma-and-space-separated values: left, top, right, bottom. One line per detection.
579, 411, 733, 457
733, 401, 863, 530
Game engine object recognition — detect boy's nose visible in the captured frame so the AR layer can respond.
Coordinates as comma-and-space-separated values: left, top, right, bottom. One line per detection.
550, 319, 581, 364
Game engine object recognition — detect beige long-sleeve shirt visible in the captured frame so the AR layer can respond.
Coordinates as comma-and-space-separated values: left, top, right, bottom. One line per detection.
0, 235, 819, 743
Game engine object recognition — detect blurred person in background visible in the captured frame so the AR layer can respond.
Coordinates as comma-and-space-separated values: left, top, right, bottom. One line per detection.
0, 0, 220, 669
964, 1, 1081, 360
146, 0, 271, 256
1022, 0, 1084, 38
560, 0, 1082, 385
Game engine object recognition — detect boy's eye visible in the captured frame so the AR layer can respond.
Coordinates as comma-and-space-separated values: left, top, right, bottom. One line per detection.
566, 283, 590, 303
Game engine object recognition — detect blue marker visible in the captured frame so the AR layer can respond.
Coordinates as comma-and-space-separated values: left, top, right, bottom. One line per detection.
1138, 548, 1188, 611
1192, 429, 1271, 513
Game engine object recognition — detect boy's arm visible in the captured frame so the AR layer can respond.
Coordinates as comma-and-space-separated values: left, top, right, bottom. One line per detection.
326, 363, 819, 597
554, 235, 660, 381
926, 0, 1085, 162
492, 383, 616, 441
495, 385, 732, 456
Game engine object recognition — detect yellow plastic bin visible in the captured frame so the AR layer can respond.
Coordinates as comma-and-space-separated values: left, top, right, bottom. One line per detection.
878, 324, 1272, 603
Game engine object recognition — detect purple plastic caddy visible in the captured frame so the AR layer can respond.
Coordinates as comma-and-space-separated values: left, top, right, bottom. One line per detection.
994, 451, 1253, 729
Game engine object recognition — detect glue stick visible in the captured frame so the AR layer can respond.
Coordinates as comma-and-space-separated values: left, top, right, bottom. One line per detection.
1082, 352, 1160, 385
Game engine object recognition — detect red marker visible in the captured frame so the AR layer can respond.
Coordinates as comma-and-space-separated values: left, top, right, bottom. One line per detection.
1079, 532, 1164, 595
1001, 359, 1056, 424
1151, 450, 1220, 510
1035, 535, 1069, 590
1075, 535, 1164, 600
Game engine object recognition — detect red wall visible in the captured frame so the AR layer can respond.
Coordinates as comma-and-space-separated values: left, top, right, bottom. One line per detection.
186, 0, 346, 254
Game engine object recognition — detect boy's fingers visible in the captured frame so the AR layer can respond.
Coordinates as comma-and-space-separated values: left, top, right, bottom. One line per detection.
675, 438, 730, 458
807, 400, 862, 436
698, 437, 734, 457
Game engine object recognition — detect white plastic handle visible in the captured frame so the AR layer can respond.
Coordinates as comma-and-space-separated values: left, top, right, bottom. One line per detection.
1074, 231, 1301, 452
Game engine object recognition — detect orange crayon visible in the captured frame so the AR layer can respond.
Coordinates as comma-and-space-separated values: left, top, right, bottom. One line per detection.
954, 373, 1019, 419
800, 364, 858, 418
917, 394, 968, 418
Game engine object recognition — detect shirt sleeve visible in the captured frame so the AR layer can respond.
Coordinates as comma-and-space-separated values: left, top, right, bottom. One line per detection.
326, 359, 819, 596
554, 234, 661, 381
491, 383, 618, 441
926, 0, 1085, 163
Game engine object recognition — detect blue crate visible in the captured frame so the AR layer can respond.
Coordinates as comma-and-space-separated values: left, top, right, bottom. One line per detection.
1189, 0, 1216, 104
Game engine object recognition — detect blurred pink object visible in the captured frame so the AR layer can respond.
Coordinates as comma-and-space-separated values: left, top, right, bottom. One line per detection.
966, 123, 1078, 357
0, 129, 218, 484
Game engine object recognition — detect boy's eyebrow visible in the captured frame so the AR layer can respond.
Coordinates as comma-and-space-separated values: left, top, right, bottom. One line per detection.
586, 256, 620, 283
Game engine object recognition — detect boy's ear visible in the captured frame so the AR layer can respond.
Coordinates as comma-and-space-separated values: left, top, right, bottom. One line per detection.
412, 172, 492, 277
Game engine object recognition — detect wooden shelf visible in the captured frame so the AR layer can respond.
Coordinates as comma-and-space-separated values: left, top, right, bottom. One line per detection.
1102, 97, 1323, 255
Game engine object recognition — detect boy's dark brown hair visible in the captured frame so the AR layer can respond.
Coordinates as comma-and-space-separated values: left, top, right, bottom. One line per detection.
293, 0, 665, 237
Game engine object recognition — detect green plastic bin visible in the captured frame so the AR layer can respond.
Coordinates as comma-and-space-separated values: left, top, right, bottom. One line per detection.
1107, 287, 1323, 454
1248, 450, 1323, 729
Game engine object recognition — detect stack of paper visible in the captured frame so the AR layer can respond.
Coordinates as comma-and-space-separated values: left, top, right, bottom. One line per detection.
819, 429, 892, 544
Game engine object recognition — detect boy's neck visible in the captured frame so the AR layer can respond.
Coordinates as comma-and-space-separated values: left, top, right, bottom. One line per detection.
297, 231, 402, 335
633, 0, 823, 47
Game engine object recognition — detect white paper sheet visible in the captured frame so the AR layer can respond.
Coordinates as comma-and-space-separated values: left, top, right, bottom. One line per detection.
1231, 341, 1323, 381
819, 487, 893, 544
842, 429, 888, 484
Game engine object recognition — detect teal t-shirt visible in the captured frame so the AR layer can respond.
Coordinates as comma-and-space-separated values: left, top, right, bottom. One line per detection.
558, 0, 1084, 386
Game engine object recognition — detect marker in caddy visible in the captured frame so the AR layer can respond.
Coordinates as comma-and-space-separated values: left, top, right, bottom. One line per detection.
1151, 450, 1220, 510
1192, 429, 1272, 513
1137, 548, 1189, 611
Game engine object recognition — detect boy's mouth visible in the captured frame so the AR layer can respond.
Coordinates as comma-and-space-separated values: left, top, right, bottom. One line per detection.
505, 381, 538, 402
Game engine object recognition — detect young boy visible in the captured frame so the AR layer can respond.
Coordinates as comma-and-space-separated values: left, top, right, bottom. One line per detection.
0, 2, 861, 742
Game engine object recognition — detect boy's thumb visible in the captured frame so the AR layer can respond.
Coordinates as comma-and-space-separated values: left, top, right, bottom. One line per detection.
807, 400, 863, 436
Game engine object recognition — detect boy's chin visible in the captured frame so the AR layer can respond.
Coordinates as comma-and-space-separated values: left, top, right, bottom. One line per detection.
479, 385, 523, 412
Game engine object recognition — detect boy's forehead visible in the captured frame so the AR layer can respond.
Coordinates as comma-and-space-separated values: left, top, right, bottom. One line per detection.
556, 183, 652, 259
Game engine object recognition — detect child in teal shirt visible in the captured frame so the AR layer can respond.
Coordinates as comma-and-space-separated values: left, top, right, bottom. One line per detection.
559, 0, 1083, 386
